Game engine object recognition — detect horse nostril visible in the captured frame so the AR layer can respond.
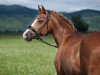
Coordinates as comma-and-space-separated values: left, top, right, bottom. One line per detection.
25, 33, 27, 36
23, 33, 27, 40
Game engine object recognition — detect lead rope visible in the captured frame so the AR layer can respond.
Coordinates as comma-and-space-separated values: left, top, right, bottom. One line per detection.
36, 37, 57, 48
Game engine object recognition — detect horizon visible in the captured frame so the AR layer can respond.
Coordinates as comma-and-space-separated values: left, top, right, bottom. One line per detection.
0, 4, 100, 13
0, 0, 100, 12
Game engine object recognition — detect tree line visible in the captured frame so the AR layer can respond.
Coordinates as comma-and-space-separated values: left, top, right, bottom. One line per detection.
0, 15, 89, 33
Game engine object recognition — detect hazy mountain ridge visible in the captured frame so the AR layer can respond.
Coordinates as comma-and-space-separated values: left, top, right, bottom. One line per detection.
62, 9, 100, 16
0, 5, 100, 32
0, 5, 38, 15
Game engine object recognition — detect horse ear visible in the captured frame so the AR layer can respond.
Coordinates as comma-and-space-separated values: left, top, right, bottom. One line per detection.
38, 5, 42, 12
41, 5, 46, 14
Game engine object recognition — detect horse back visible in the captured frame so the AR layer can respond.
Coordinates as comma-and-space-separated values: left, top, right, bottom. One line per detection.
84, 32, 100, 49
80, 32, 100, 75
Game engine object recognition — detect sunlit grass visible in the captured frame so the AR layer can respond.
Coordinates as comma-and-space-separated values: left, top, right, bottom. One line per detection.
0, 35, 57, 75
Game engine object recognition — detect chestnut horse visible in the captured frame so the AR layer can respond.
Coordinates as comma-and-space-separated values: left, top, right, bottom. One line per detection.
23, 5, 100, 75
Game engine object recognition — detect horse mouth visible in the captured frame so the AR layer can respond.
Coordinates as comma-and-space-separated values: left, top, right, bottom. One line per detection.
23, 35, 32, 42
23, 32, 33, 42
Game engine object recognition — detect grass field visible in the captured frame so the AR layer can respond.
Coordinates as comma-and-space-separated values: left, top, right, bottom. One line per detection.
0, 34, 57, 75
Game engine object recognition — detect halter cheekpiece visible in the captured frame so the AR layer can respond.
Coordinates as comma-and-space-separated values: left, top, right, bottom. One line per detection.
28, 10, 51, 38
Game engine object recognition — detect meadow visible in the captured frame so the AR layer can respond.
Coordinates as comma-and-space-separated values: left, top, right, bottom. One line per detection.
0, 34, 57, 75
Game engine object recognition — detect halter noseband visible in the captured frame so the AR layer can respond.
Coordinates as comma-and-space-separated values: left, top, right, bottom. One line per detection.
28, 10, 51, 38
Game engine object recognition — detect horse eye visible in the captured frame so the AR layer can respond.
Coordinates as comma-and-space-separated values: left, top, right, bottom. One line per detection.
38, 20, 44, 24
37, 17, 39, 19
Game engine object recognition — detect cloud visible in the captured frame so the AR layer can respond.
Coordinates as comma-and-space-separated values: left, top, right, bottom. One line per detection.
0, 0, 100, 12
0, 0, 36, 6
64, 0, 100, 11
0, 0, 38, 9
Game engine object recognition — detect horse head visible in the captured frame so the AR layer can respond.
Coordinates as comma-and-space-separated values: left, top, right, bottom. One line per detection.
23, 5, 52, 42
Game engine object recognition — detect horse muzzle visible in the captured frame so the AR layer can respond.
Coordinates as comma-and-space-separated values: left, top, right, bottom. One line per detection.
23, 29, 36, 42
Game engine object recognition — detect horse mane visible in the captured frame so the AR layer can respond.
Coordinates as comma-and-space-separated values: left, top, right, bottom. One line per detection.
51, 11, 77, 32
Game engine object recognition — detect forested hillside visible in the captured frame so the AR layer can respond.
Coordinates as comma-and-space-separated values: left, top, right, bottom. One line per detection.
0, 5, 100, 33
0, 5, 38, 32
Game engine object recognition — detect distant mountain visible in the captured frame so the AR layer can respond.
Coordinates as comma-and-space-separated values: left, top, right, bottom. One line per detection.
0, 5, 38, 15
62, 9, 100, 32
62, 9, 100, 17
0, 5, 38, 32
0, 5, 100, 32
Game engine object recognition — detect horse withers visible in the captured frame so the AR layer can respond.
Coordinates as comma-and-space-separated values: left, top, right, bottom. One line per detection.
23, 5, 100, 75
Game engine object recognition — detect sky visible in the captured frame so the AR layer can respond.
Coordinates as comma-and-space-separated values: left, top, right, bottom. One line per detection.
0, 0, 100, 12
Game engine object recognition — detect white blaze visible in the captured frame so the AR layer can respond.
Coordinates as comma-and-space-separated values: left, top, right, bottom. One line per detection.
23, 29, 30, 39
31, 19, 38, 27
23, 19, 38, 39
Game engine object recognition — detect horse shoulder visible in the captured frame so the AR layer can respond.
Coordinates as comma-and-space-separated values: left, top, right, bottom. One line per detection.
59, 34, 82, 75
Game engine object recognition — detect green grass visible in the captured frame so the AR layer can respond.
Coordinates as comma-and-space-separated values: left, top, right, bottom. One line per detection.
0, 34, 57, 75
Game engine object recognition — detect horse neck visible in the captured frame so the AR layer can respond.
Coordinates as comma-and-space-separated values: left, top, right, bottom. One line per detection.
50, 12, 77, 48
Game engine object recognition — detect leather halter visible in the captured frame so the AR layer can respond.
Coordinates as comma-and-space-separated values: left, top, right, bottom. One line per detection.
28, 10, 51, 38
28, 11, 57, 48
